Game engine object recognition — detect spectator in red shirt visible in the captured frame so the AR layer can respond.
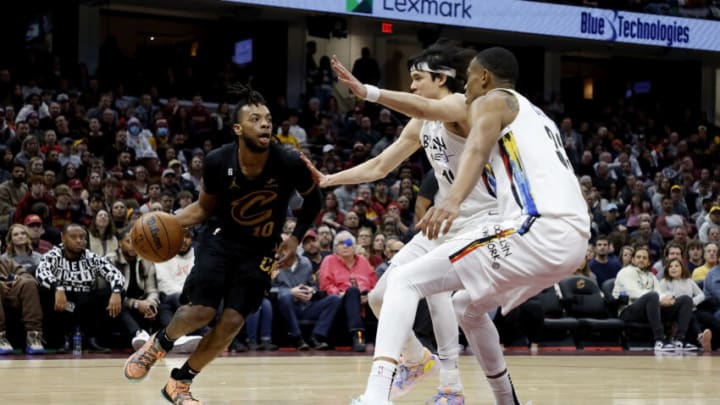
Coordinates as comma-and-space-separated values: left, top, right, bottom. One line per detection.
319, 230, 377, 351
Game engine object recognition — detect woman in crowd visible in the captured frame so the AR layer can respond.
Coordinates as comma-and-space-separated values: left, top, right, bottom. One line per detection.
1, 223, 42, 277
88, 209, 119, 262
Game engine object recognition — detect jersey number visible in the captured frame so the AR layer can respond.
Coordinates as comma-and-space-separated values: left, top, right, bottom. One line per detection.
544, 126, 572, 170
253, 222, 275, 237
441, 169, 455, 184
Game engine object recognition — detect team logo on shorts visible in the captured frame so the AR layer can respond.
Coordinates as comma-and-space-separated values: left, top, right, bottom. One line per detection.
347, 0, 373, 14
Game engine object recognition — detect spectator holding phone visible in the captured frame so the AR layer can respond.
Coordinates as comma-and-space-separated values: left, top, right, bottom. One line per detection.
114, 226, 160, 350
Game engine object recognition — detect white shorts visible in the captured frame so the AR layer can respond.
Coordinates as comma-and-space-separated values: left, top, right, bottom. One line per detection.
391, 212, 489, 268
443, 215, 588, 314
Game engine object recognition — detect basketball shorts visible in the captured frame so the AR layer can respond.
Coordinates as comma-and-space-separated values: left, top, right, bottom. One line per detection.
181, 233, 273, 318
444, 215, 589, 314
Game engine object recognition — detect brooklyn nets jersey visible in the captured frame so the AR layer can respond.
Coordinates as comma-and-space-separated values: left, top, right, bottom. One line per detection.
420, 119, 496, 223
202, 142, 316, 254
486, 88, 589, 233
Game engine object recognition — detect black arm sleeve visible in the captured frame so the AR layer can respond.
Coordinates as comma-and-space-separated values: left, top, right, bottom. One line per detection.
417, 169, 438, 202
292, 185, 322, 242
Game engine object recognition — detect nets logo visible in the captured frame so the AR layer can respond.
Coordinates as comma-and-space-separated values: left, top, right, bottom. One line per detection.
347, 0, 373, 14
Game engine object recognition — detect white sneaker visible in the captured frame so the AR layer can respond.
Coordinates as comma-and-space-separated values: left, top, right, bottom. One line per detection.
350, 395, 393, 405
654, 340, 675, 352
131, 330, 150, 351
25, 331, 45, 354
0, 332, 14, 354
172, 335, 202, 354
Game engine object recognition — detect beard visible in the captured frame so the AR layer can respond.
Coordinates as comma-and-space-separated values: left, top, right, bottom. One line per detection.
241, 135, 270, 153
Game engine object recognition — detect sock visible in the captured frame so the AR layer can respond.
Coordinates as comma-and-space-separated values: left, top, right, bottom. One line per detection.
438, 356, 462, 390
363, 360, 396, 403
487, 369, 521, 405
156, 329, 176, 352
172, 362, 200, 382
402, 336, 425, 365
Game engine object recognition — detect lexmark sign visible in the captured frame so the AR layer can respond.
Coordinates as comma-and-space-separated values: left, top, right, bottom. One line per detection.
382, 0, 472, 19
580, 10, 691, 46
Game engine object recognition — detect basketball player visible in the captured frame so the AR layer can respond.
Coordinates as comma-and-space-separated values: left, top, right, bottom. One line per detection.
352, 48, 590, 405
309, 40, 490, 404
122, 84, 322, 405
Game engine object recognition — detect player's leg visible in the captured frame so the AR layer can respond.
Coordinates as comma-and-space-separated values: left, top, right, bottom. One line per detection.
425, 291, 464, 404
375, 235, 443, 399
163, 263, 268, 404
124, 237, 225, 381
162, 307, 245, 405
453, 291, 520, 405
448, 217, 588, 405
357, 245, 465, 404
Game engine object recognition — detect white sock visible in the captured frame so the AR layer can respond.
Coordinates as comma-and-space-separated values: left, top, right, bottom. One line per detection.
402, 335, 425, 365
438, 357, 462, 390
363, 360, 396, 403
487, 370, 520, 405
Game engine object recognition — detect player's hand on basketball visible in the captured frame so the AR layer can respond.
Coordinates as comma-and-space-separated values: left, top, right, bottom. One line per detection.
331, 55, 366, 97
299, 153, 329, 187
107, 293, 122, 317
417, 202, 460, 240
276, 236, 298, 269
54, 289, 67, 312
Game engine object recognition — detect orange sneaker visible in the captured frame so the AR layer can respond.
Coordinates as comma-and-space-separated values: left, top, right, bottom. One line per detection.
123, 333, 166, 381
161, 377, 201, 404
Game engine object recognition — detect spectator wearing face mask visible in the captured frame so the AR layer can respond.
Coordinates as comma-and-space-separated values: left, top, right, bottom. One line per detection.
125, 117, 155, 160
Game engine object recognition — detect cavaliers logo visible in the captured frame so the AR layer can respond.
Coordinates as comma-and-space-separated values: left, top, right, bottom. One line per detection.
231, 190, 278, 226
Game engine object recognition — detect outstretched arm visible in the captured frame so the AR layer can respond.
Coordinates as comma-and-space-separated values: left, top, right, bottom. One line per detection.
332, 55, 466, 123
304, 118, 423, 188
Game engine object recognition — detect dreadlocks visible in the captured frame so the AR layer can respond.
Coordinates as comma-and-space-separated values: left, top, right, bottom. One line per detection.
229, 80, 267, 124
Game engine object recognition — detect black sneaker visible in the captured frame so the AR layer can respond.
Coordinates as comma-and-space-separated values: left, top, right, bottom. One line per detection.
295, 336, 310, 351
231, 340, 248, 352
247, 341, 261, 351
310, 336, 330, 351
260, 340, 278, 351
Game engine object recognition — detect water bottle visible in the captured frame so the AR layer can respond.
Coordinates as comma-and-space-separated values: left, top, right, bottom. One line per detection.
73, 327, 82, 356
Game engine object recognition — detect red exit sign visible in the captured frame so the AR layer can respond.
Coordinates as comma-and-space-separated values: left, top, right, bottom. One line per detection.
381, 22, 393, 34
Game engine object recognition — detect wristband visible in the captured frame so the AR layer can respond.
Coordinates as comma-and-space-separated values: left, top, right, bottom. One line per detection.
133, 300, 139, 309
364, 85, 381, 103
56, 286, 65, 292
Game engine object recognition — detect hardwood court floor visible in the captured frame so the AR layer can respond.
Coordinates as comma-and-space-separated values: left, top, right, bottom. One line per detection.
1, 352, 719, 404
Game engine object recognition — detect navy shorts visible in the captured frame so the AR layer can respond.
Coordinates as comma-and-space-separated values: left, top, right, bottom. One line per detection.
181, 233, 274, 318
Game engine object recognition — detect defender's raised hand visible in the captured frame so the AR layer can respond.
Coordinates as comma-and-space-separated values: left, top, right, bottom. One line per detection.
331, 55, 366, 98
299, 153, 330, 188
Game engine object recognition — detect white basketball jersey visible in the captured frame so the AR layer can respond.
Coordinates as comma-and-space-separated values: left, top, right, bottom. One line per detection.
420, 119, 496, 221
486, 89, 589, 232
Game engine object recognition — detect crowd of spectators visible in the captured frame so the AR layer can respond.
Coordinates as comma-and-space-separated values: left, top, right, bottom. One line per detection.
0, 39, 720, 354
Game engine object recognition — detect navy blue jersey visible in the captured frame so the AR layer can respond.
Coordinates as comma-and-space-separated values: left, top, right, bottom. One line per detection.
202, 143, 315, 254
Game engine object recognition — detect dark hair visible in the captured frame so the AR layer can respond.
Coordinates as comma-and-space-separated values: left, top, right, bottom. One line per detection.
474, 47, 519, 85
229, 81, 267, 125
663, 242, 684, 259
406, 38, 476, 93
662, 258, 690, 281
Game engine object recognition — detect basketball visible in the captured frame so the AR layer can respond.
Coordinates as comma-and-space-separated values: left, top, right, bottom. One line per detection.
130, 212, 184, 263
